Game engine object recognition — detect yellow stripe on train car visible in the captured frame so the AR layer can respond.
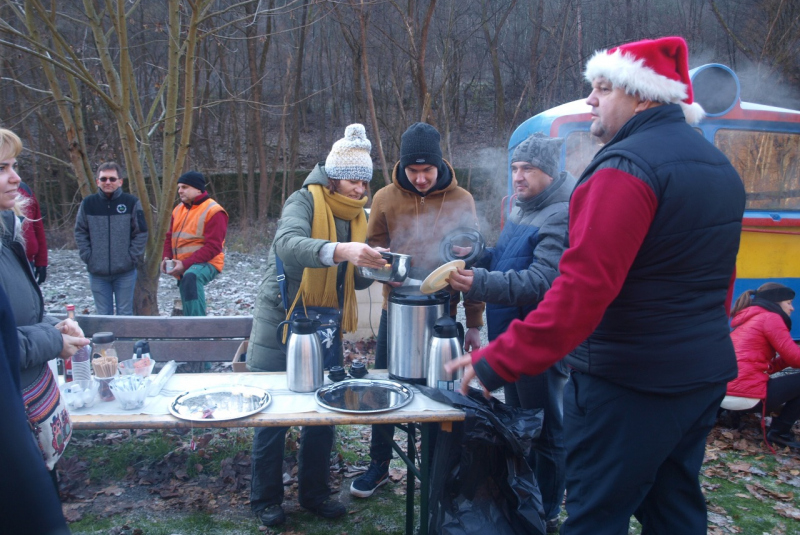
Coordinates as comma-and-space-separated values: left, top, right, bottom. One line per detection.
737, 226, 800, 278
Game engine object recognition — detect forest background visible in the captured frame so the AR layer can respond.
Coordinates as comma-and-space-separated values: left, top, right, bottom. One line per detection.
0, 0, 798, 314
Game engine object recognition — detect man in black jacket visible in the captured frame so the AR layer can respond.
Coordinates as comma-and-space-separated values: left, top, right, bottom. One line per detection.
74, 162, 148, 315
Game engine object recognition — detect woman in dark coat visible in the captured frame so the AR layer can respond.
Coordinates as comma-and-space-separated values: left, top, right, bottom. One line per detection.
0, 128, 90, 484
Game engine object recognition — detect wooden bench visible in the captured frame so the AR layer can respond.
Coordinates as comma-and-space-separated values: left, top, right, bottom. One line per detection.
59, 315, 253, 365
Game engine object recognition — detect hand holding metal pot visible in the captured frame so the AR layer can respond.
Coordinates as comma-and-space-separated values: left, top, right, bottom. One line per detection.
333, 242, 386, 269
356, 250, 411, 283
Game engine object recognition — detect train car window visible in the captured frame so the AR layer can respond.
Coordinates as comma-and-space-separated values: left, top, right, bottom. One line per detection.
715, 129, 800, 210
565, 132, 603, 177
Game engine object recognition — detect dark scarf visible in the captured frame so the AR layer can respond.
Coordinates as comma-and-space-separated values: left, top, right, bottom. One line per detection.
752, 297, 792, 330
396, 161, 452, 197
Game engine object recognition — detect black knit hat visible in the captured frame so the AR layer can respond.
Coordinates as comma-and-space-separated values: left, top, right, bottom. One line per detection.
755, 285, 796, 303
178, 171, 206, 192
400, 123, 443, 169
511, 133, 564, 179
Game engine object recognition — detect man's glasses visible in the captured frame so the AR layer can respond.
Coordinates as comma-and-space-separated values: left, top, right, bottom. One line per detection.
99, 177, 118, 183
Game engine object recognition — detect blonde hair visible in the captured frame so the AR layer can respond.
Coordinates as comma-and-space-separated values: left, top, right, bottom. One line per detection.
0, 128, 25, 240
0, 128, 22, 162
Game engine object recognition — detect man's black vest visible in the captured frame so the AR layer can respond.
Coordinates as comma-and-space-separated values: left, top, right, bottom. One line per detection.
565, 104, 745, 394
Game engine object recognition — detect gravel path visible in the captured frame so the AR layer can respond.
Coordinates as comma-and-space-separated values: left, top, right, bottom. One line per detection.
43, 248, 267, 317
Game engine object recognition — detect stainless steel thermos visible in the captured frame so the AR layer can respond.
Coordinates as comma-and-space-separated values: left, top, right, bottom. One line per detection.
277, 318, 324, 392
387, 286, 450, 383
426, 316, 463, 389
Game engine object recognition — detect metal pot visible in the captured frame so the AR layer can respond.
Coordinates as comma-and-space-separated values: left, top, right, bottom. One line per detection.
357, 252, 411, 283
387, 286, 450, 383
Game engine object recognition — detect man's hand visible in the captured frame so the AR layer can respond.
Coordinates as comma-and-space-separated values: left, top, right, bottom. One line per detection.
448, 268, 474, 293
34, 265, 47, 284
450, 245, 473, 258
464, 327, 481, 352
444, 353, 491, 398
55, 318, 84, 338
60, 334, 91, 359
168, 259, 186, 278
333, 242, 386, 268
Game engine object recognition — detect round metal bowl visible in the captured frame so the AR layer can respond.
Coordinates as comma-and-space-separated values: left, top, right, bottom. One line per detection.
315, 379, 414, 414
169, 386, 271, 422
356, 252, 411, 283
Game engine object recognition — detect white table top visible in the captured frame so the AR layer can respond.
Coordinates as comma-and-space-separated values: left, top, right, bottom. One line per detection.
67, 372, 465, 430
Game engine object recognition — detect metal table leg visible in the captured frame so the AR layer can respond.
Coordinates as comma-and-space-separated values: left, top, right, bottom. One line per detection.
407, 423, 416, 535
420, 422, 431, 535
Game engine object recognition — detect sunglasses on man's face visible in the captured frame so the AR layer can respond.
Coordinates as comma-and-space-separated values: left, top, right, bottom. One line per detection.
99, 177, 118, 183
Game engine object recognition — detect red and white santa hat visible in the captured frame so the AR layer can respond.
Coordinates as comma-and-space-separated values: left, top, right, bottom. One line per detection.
584, 36, 705, 125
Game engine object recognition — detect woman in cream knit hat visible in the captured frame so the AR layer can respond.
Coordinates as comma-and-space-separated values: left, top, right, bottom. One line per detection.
247, 124, 386, 527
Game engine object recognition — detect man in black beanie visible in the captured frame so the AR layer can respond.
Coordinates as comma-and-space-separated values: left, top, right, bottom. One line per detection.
350, 123, 485, 498
162, 171, 228, 316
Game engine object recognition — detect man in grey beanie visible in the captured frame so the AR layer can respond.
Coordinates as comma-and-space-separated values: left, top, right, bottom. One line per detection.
449, 132, 576, 533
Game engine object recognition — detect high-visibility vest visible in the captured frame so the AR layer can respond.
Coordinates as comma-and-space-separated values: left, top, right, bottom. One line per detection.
170, 198, 226, 272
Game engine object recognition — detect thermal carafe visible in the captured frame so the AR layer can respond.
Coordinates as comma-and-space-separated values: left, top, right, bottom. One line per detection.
277, 318, 324, 392
426, 316, 463, 389
387, 286, 450, 383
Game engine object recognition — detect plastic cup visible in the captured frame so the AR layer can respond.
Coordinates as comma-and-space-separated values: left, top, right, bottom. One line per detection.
72, 345, 92, 382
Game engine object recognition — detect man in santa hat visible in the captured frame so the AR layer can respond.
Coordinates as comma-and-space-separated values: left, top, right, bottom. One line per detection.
447, 37, 745, 534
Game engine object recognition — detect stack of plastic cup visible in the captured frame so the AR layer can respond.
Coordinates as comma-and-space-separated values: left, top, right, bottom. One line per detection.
71, 344, 92, 382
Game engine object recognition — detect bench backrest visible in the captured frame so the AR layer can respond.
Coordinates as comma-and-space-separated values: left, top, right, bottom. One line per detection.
64, 315, 253, 363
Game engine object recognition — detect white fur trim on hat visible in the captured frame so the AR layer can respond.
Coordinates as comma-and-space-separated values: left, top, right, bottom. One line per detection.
585, 48, 688, 104
325, 124, 373, 182
679, 101, 705, 125
584, 37, 707, 125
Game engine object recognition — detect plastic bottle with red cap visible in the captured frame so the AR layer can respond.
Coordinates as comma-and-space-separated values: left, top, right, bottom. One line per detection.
64, 304, 75, 382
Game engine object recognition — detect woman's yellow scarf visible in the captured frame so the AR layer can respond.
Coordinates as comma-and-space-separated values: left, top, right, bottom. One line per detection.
287, 184, 367, 333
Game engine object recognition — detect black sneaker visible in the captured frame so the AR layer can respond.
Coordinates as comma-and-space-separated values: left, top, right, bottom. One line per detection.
302, 498, 346, 519
350, 459, 390, 498
546, 517, 560, 533
258, 504, 285, 527
767, 429, 800, 449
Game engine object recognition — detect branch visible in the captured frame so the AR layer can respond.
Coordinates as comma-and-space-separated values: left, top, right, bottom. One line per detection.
709, 0, 753, 60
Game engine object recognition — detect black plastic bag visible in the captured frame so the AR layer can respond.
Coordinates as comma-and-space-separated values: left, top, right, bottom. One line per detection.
419, 386, 547, 535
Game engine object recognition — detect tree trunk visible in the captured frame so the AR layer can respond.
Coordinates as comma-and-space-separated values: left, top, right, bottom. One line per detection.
287, 0, 310, 198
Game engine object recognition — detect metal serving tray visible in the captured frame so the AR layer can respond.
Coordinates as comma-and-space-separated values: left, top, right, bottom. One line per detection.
315, 379, 413, 414
169, 386, 271, 422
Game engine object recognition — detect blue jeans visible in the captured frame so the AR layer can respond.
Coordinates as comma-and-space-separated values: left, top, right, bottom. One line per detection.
89, 269, 136, 315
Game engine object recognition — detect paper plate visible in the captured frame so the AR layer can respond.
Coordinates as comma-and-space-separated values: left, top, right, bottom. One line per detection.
420, 259, 465, 294
169, 386, 271, 422
315, 379, 414, 414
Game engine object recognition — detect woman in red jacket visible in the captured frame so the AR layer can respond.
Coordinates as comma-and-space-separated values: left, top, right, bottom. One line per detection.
726, 282, 800, 448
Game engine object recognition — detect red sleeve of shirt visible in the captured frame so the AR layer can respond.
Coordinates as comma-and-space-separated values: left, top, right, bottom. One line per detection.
470, 168, 658, 383
163, 215, 174, 259
725, 269, 736, 317
28, 195, 47, 266
182, 210, 229, 269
